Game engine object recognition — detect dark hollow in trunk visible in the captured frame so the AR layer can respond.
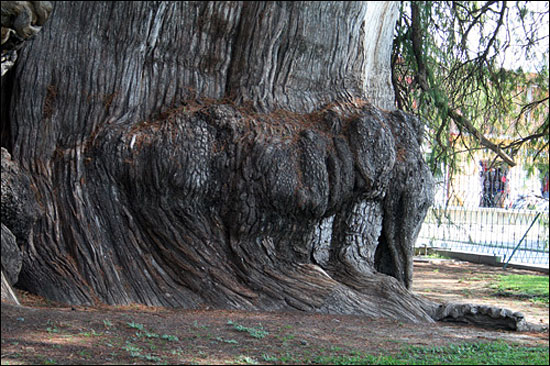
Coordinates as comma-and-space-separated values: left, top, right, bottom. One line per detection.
5, 1, 441, 323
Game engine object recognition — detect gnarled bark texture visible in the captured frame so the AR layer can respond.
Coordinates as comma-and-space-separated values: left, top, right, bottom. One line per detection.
1, 147, 42, 304
3, 1, 444, 323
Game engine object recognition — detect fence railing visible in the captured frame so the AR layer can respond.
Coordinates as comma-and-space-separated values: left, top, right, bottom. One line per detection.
417, 205, 549, 267
416, 152, 550, 268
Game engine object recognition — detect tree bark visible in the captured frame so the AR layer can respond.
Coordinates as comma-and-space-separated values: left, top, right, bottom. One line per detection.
4, 1, 440, 323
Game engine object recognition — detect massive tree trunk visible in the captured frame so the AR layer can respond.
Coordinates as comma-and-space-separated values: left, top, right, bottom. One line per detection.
3, 1, 440, 322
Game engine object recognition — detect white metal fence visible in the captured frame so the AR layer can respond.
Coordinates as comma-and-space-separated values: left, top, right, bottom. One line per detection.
418, 206, 549, 266
417, 157, 549, 267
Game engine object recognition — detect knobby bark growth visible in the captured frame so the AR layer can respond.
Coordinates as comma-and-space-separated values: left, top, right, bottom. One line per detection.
4, 1, 441, 323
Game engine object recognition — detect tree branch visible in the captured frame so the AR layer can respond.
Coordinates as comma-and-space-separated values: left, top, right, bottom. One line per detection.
409, 0, 517, 167
447, 109, 516, 166
516, 96, 549, 119
460, 1, 500, 51
476, 1, 507, 64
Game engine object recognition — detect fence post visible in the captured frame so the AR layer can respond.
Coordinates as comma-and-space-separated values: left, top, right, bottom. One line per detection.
503, 212, 541, 270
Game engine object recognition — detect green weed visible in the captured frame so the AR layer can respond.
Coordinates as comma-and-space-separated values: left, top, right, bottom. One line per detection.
216, 336, 239, 344
161, 334, 179, 342
126, 321, 145, 330
122, 343, 141, 352
234, 355, 259, 364
122, 342, 162, 362
78, 329, 101, 337
227, 320, 269, 339
192, 320, 208, 329
170, 347, 184, 356
135, 330, 160, 339
262, 353, 279, 362
77, 350, 92, 359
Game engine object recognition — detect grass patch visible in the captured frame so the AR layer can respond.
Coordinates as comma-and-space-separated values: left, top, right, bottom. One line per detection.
490, 274, 549, 303
426, 252, 452, 260
308, 342, 549, 365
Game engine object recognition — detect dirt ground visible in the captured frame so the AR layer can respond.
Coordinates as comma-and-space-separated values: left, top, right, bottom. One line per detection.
412, 259, 549, 327
1, 259, 548, 365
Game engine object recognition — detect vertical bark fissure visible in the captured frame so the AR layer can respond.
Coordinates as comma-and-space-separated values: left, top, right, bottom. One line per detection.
1, 68, 15, 152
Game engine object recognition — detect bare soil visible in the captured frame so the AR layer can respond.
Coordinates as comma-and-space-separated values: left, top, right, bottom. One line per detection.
2, 259, 548, 365
412, 259, 549, 326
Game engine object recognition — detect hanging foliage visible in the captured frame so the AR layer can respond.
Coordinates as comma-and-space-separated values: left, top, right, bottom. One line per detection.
393, 1, 549, 178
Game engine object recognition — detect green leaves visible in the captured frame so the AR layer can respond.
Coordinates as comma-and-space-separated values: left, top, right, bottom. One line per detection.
126, 321, 145, 331
227, 320, 269, 339
393, 1, 549, 174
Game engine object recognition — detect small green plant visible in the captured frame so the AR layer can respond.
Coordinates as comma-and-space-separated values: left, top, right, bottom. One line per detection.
78, 329, 101, 337
276, 332, 295, 345
216, 336, 239, 344
141, 353, 162, 362
461, 288, 473, 297
235, 355, 258, 364
171, 347, 184, 356
77, 350, 92, 359
275, 352, 299, 364
192, 320, 208, 329
161, 334, 179, 342
126, 321, 145, 330
122, 342, 162, 362
227, 320, 269, 339
46, 326, 59, 334
45, 320, 60, 334
103, 319, 113, 328
122, 343, 142, 353
135, 330, 160, 339
262, 353, 279, 362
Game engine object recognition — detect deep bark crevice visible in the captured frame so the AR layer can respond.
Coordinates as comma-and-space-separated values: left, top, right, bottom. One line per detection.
1, 67, 15, 153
